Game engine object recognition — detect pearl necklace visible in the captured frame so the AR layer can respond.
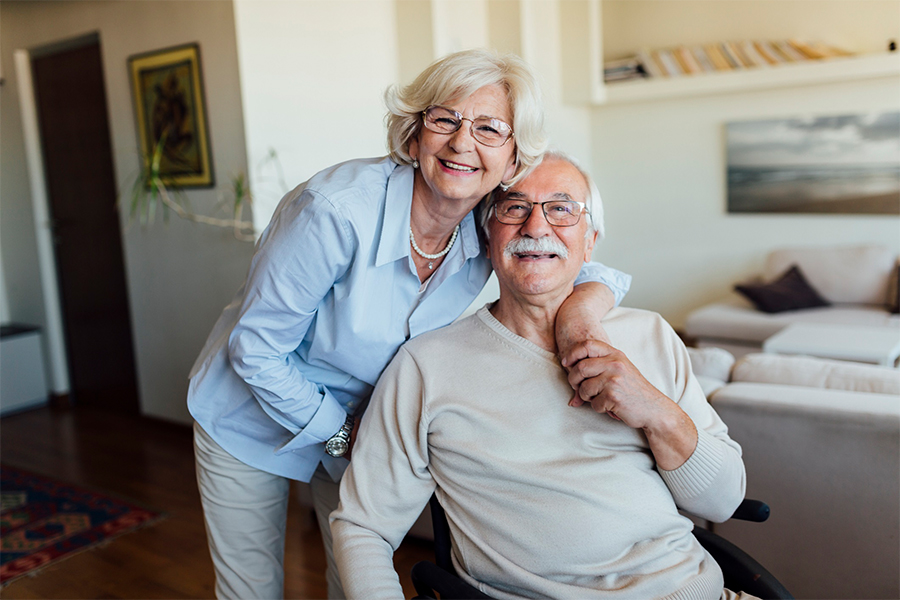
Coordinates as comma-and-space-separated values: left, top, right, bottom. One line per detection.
409, 224, 460, 270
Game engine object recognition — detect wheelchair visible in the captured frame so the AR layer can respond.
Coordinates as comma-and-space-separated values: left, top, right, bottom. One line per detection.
411, 494, 793, 599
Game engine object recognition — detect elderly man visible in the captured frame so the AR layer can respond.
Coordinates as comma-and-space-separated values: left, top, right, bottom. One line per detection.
330, 152, 746, 600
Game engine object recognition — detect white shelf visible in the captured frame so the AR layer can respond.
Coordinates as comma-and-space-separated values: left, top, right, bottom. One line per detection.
601, 52, 900, 105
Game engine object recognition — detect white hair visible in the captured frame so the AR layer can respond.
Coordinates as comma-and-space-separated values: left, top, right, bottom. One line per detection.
384, 49, 548, 185
480, 149, 605, 240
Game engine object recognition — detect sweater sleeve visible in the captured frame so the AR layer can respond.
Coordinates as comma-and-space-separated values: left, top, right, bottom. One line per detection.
330, 346, 437, 600
657, 323, 746, 523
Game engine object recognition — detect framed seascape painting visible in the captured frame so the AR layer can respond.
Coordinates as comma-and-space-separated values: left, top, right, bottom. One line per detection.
128, 43, 213, 187
726, 111, 900, 214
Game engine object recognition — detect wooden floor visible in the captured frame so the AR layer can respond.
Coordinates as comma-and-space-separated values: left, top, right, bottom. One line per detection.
0, 405, 432, 599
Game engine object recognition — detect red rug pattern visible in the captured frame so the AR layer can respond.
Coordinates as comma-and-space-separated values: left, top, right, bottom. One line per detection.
0, 464, 163, 585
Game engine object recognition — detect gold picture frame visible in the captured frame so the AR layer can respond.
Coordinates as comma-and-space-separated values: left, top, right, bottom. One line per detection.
128, 43, 213, 187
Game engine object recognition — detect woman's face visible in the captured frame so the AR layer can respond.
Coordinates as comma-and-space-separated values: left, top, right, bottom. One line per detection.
409, 84, 517, 211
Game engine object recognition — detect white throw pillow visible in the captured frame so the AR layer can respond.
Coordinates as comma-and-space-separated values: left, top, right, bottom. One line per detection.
686, 346, 735, 383
732, 353, 900, 395
764, 245, 896, 305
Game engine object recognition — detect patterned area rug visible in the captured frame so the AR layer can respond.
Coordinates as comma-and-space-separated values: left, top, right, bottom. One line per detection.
0, 464, 164, 586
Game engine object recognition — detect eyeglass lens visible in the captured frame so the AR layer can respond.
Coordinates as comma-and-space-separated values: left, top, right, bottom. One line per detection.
495, 200, 584, 226
423, 106, 512, 147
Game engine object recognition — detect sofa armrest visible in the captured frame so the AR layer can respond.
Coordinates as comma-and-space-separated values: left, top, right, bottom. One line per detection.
709, 382, 900, 423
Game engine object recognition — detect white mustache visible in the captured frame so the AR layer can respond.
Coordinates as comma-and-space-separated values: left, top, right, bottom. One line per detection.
503, 237, 569, 260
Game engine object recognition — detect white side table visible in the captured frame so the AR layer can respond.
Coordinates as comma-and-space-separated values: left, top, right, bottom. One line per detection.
763, 323, 900, 367
0, 324, 49, 415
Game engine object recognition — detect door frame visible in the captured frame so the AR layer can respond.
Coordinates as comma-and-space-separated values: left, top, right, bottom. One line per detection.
14, 31, 129, 400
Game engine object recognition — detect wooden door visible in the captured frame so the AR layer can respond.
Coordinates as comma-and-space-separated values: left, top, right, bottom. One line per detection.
32, 39, 140, 413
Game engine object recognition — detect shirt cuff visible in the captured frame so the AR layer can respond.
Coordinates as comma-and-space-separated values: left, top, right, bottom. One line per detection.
274, 388, 347, 455
658, 427, 724, 499
574, 265, 633, 307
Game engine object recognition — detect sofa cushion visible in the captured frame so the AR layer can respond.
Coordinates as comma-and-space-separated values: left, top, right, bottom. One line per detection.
732, 352, 900, 395
764, 245, 896, 305
684, 298, 900, 343
735, 265, 829, 313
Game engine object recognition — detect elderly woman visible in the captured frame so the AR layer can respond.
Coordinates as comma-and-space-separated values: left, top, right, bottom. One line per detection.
188, 49, 631, 600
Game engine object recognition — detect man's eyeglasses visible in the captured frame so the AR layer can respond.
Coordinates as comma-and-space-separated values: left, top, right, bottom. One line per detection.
421, 106, 514, 148
493, 199, 588, 227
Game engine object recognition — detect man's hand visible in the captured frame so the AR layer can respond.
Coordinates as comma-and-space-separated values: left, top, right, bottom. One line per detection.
555, 282, 614, 407
563, 340, 698, 470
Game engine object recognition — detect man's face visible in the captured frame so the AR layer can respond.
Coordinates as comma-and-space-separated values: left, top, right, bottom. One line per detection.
487, 157, 597, 303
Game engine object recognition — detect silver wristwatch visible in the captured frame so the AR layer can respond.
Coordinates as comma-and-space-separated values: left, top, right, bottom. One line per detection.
324, 414, 354, 458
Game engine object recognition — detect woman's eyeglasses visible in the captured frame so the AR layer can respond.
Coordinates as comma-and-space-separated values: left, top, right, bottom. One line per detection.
421, 106, 514, 148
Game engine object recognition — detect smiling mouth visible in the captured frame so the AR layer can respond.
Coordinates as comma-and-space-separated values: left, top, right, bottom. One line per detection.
515, 252, 558, 260
439, 159, 477, 173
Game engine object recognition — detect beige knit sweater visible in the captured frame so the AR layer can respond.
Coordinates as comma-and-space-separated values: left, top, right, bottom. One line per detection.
332, 306, 745, 600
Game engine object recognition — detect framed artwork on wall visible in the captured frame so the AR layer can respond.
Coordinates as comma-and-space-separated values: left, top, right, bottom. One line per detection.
128, 43, 213, 187
726, 111, 900, 215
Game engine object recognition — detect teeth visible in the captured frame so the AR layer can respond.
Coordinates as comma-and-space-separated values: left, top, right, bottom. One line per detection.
441, 160, 476, 172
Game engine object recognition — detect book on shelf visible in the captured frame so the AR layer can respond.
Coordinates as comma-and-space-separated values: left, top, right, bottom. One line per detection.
761, 40, 794, 63
803, 41, 854, 58
602, 39, 859, 86
655, 49, 683, 76
690, 46, 717, 73
636, 49, 665, 78
704, 43, 733, 70
726, 41, 755, 67
603, 57, 647, 82
774, 39, 807, 61
751, 41, 780, 65
675, 46, 702, 74
718, 42, 745, 69
788, 39, 826, 60
740, 41, 771, 68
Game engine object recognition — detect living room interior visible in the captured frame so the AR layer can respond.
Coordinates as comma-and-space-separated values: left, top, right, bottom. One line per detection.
1, 0, 898, 598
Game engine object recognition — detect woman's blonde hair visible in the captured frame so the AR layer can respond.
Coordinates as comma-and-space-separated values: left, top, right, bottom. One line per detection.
385, 48, 547, 185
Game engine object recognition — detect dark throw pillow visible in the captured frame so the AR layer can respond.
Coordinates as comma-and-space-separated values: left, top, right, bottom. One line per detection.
734, 264, 830, 313
889, 263, 900, 314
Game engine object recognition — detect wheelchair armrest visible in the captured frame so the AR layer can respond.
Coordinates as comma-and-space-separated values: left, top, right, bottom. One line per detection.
693, 527, 793, 599
731, 499, 770, 523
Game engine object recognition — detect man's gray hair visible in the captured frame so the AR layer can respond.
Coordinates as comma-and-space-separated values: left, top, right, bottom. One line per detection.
480, 149, 605, 240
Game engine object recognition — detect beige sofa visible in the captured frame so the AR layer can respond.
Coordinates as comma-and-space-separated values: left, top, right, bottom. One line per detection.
689, 349, 900, 599
685, 245, 899, 359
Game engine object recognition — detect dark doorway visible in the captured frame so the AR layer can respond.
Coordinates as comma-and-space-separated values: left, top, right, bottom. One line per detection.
31, 35, 140, 414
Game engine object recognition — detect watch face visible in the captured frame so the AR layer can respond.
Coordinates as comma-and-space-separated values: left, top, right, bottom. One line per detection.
326, 438, 349, 457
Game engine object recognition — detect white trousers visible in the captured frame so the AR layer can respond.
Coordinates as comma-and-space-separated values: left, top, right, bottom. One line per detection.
193, 422, 344, 599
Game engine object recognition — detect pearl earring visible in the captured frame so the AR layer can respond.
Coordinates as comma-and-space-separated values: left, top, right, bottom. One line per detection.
499, 181, 511, 192
412, 159, 419, 169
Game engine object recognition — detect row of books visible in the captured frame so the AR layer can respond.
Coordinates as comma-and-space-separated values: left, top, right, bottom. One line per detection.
603, 40, 854, 82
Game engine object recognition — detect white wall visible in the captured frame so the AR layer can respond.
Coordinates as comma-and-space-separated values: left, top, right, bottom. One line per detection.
1, 1, 254, 422
233, 0, 401, 230
589, 0, 900, 328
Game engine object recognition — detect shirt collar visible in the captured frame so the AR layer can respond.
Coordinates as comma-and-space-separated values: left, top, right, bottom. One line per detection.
376, 163, 484, 268
376, 163, 414, 268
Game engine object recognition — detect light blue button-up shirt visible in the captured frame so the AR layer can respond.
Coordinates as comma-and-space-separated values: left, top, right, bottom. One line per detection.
188, 157, 632, 482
